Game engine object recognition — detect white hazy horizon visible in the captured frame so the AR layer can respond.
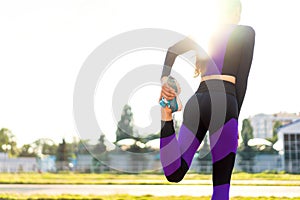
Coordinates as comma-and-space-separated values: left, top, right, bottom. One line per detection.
1, 0, 300, 146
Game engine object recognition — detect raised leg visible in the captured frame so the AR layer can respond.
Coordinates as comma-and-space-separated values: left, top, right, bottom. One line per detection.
160, 94, 207, 182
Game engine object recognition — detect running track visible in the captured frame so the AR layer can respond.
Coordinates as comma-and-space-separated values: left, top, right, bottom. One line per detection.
0, 184, 299, 197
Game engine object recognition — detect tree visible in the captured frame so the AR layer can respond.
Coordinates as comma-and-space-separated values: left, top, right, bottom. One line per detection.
56, 138, 79, 171
42, 143, 58, 155
56, 139, 68, 161
238, 119, 256, 172
32, 138, 57, 156
270, 120, 282, 143
19, 144, 37, 157
140, 133, 159, 144
77, 139, 90, 154
92, 134, 109, 173
92, 134, 107, 157
115, 104, 134, 142
241, 119, 253, 146
0, 128, 18, 157
56, 139, 70, 171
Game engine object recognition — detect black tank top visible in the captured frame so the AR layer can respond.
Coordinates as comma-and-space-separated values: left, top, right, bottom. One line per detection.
161, 25, 255, 115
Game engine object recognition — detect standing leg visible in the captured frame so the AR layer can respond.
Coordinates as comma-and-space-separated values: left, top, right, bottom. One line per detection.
160, 94, 207, 182
209, 94, 239, 200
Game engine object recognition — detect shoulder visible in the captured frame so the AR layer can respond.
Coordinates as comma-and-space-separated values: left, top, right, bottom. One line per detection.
235, 25, 255, 36
231, 25, 255, 41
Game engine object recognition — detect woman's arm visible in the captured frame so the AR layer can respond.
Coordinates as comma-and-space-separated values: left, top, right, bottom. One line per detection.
161, 37, 198, 78
235, 26, 255, 115
160, 37, 198, 101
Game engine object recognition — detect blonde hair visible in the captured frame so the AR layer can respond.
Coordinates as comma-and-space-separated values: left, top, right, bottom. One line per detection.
193, 0, 242, 78
194, 57, 207, 78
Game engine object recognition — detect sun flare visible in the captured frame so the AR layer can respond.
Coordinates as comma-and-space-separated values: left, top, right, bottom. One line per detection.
186, 0, 219, 52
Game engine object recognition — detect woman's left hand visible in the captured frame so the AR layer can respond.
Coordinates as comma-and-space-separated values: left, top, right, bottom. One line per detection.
160, 84, 176, 101
159, 83, 173, 121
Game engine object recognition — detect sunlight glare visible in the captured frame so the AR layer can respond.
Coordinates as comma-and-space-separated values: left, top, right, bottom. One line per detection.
186, 0, 219, 52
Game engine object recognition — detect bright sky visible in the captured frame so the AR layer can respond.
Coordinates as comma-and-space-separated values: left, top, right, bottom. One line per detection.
1, 0, 300, 146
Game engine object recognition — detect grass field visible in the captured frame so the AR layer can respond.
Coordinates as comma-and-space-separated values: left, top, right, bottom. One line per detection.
0, 194, 299, 200
0, 172, 299, 185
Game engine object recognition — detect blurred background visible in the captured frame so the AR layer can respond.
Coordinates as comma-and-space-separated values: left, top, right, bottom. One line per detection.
0, 0, 299, 176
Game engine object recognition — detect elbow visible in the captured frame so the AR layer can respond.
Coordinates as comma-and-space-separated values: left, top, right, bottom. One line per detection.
249, 26, 255, 36
167, 45, 178, 56
244, 26, 256, 45
247, 26, 256, 42
245, 26, 255, 36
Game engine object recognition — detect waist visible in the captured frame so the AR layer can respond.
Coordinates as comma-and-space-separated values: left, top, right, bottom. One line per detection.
201, 74, 236, 84
197, 79, 236, 97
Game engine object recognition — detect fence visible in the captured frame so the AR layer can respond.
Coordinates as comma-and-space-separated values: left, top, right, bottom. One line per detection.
0, 152, 294, 173
0, 153, 37, 173
76, 152, 285, 173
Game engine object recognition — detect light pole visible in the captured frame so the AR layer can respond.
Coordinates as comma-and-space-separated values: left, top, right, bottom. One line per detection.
1, 144, 11, 172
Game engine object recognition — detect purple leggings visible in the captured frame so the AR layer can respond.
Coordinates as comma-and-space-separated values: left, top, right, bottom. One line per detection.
160, 88, 238, 200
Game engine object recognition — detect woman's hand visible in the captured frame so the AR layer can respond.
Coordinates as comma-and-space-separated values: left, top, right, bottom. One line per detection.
160, 76, 176, 101
159, 77, 175, 121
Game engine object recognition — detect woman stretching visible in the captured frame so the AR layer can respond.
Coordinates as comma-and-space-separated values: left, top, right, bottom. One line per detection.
159, 0, 255, 199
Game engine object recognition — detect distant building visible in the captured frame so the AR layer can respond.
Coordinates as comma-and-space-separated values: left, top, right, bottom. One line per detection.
249, 112, 300, 139
249, 114, 273, 138
37, 155, 56, 172
277, 119, 300, 173
0, 153, 37, 173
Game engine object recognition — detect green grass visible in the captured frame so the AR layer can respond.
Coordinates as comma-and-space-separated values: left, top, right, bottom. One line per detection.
231, 172, 300, 181
0, 194, 299, 200
0, 172, 299, 185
